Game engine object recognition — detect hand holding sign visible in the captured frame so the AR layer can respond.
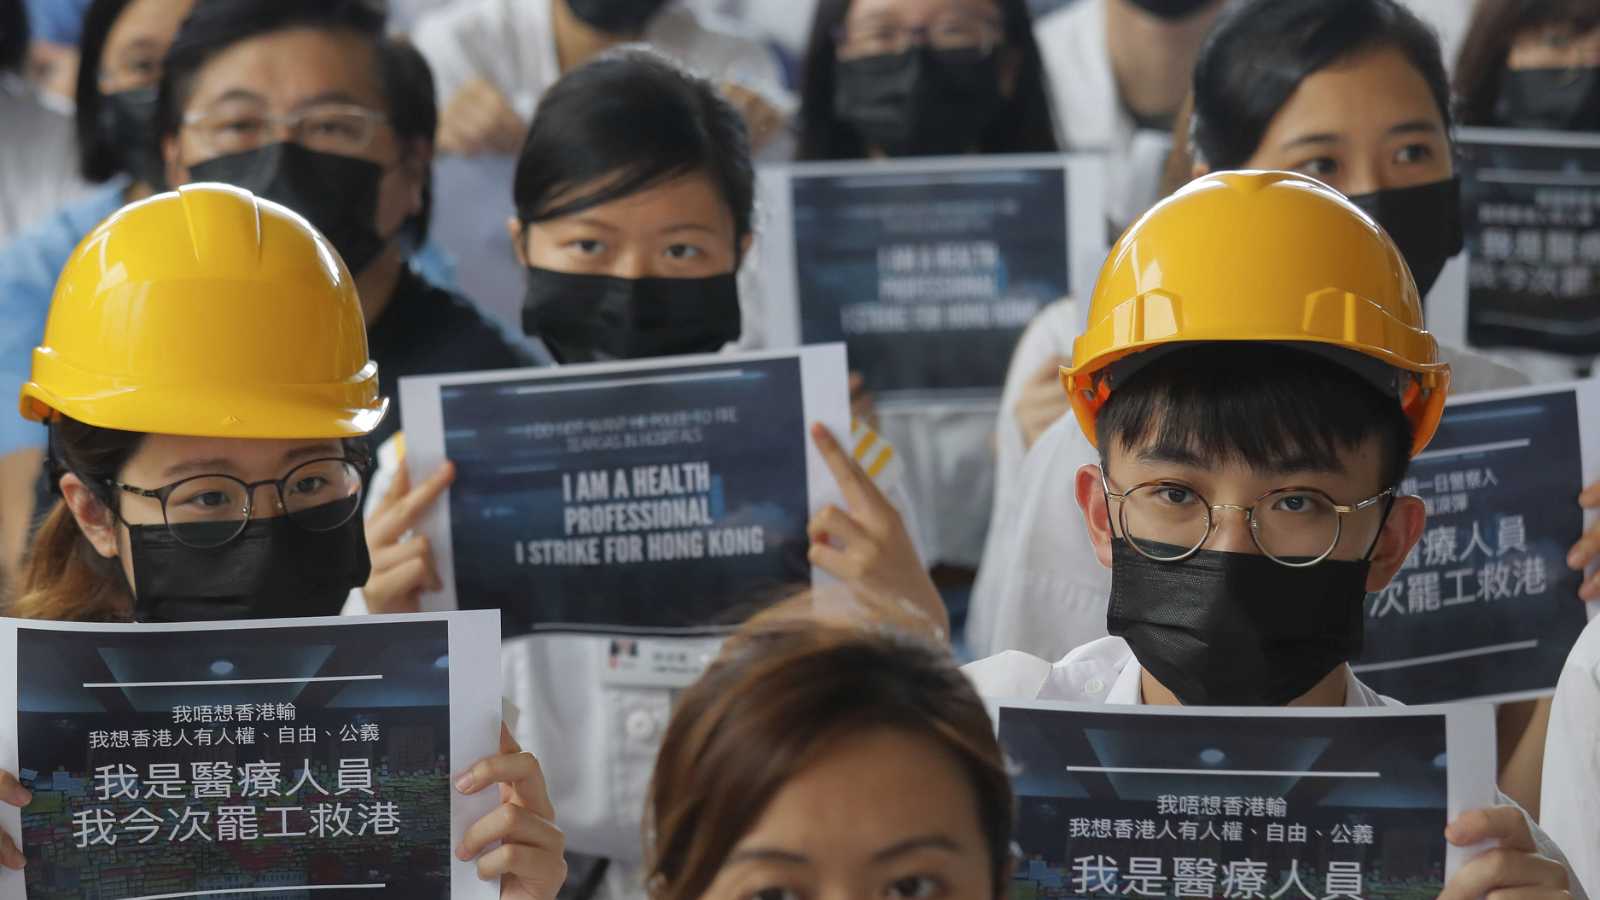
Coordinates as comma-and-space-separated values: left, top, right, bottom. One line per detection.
456, 726, 567, 899
1439, 806, 1572, 899
365, 459, 456, 613
806, 423, 947, 637
0, 770, 27, 870
1569, 479, 1600, 601
1015, 355, 1071, 451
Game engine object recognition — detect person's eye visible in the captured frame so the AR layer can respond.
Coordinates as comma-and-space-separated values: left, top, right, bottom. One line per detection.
664, 243, 704, 260
886, 875, 945, 900
1294, 157, 1338, 178
1394, 143, 1433, 165
288, 476, 330, 497
568, 239, 606, 256
1271, 492, 1328, 514
127, 58, 159, 79
218, 117, 265, 137
1155, 486, 1195, 506
747, 887, 802, 900
174, 489, 234, 510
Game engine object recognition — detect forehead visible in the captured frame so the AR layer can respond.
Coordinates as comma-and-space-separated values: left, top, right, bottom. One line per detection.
538, 172, 736, 231
122, 434, 344, 477
845, 0, 1000, 22
735, 729, 984, 858
1252, 45, 1443, 150
104, 0, 193, 54
183, 26, 384, 111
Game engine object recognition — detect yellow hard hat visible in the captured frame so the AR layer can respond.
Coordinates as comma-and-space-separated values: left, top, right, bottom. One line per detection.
20, 183, 388, 438
1062, 170, 1451, 457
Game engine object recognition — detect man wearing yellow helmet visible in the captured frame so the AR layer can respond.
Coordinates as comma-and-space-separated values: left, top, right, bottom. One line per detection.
954, 170, 1582, 898
0, 185, 568, 897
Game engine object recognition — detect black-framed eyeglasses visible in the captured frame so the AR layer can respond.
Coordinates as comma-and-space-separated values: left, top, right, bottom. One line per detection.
1101, 470, 1396, 568
833, 12, 1004, 61
105, 457, 368, 549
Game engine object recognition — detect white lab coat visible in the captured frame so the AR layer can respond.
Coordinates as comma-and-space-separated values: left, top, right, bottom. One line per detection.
965, 296, 1535, 661
347, 415, 921, 900
963, 635, 1589, 899
1542, 614, 1600, 895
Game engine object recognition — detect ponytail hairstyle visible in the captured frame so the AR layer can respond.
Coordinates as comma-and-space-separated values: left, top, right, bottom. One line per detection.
13, 416, 143, 622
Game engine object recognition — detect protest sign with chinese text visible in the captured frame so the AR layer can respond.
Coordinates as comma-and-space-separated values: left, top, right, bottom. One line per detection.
1457, 127, 1600, 356
400, 347, 850, 634
0, 611, 502, 900
996, 701, 1496, 900
1353, 379, 1599, 703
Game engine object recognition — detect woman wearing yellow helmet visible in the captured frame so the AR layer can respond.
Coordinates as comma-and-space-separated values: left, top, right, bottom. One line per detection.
0, 185, 568, 896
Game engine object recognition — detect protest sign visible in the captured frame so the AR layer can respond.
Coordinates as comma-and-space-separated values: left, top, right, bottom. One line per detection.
757, 154, 1106, 400
1354, 379, 1600, 703
0, 611, 501, 900
1457, 127, 1600, 356
996, 701, 1497, 900
400, 347, 850, 634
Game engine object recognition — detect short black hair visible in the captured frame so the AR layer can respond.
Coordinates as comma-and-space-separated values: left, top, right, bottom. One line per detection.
0, 0, 27, 74
74, 0, 135, 182
1097, 345, 1414, 489
155, 0, 387, 141
1191, 0, 1451, 170
512, 48, 754, 246
796, 0, 1060, 160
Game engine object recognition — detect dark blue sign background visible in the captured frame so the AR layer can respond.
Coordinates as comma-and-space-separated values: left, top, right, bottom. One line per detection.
1355, 389, 1588, 702
791, 166, 1070, 396
440, 358, 810, 635
1000, 706, 1449, 900
1459, 138, 1600, 355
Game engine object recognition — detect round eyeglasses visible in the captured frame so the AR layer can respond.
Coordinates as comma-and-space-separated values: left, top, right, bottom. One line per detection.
1101, 471, 1396, 568
105, 457, 368, 549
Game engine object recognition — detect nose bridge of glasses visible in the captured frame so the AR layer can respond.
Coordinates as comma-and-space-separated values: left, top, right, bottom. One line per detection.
247, 480, 288, 519
1206, 502, 1258, 553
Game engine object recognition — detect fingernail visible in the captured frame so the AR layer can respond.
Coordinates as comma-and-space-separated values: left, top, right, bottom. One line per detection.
1568, 550, 1582, 569
456, 843, 470, 861
455, 773, 475, 793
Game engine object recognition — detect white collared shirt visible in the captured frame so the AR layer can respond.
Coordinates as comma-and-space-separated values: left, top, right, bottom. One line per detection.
964, 637, 1588, 899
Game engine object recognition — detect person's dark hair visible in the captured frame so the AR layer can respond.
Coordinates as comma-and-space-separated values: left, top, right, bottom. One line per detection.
1456, 0, 1600, 125
646, 618, 1013, 900
797, 0, 1058, 159
0, 0, 27, 74
155, 0, 387, 141
513, 48, 753, 247
377, 35, 436, 245
74, 0, 135, 182
1098, 344, 1414, 488
1191, 0, 1451, 169
15, 417, 143, 622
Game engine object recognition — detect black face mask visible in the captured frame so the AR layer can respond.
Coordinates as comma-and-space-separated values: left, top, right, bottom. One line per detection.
521, 265, 742, 364
1347, 177, 1464, 299
1124, 0, 1215, 20
100, 87, 166, 189
128, 499, 372, 623
187, 143, 390, 274
565, 0, 671, 34
1495, 67, 1600, 131
1107, 540, 1370, 706
834, 47, 1002, 157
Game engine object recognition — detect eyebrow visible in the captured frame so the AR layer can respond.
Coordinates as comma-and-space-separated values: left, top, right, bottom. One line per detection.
871, 835, 962, 863
561, 216, 623, 233
290, 90, 370, 111
162, 457, 238, 480
1384, 119, 1443, 138
1277, 132, 1342, 152
1134, 445, 1344, 477
726, 848, 810, 866
658, 224, 720, 236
